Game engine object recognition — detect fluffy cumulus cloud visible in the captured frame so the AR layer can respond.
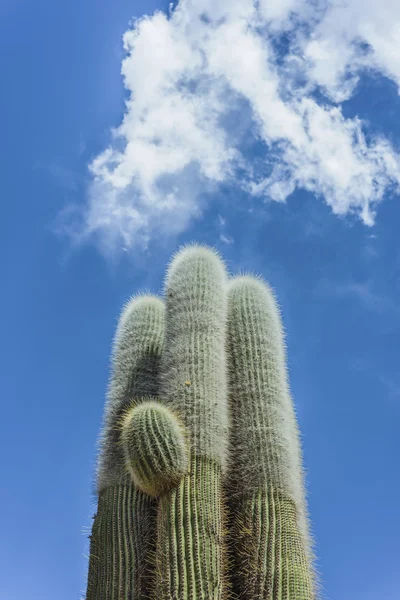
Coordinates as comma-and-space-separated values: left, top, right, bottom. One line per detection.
83, 0, 400, 252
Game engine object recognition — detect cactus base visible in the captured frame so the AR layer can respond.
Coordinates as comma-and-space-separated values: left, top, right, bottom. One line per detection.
229, 486, 314, 600
156, 456, 227, 600
86, 483, 156, 600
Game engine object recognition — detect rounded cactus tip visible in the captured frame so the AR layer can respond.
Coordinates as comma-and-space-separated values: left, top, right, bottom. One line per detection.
227, 274, 281, 311
227, 274, 272, 294
227, 273, 287, 366
164, 243, 227, 289
120, 400, 189, 497
118, 293, 165, 326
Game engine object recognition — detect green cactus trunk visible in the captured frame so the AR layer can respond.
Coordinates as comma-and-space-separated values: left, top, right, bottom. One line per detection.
230, 489, 314, 600
86, 483, 155, 600
156, 456, 223, 600
86, 296, 165, 600
155, 246, 229, 600
226, 277, 316, 600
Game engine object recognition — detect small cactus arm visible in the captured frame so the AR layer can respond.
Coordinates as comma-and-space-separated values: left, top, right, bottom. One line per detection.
226, 276, 317, 600
155, 245, 229, 600
120, 400, 189, 498
86, 296, 165, 600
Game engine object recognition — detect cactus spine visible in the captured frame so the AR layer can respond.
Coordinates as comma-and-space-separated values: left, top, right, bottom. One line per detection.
226, 276, 315, 599
86, 296, 165, 600
156, 246, 229, 599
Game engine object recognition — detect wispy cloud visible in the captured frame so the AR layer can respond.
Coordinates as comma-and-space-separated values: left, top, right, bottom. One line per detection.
379, 373, 400, 414
318, 279, 398, 315
350, 360, 400, 414
217, 213, 234, 245
220, 234, 234, 245
75, 0, 400, 253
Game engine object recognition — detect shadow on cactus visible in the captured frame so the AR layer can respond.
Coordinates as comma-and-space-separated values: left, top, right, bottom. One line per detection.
85, 244, 318, 600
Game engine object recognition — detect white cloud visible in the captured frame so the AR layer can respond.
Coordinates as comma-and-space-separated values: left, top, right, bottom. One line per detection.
301, 0, 400, 100
79, 0, 400, 253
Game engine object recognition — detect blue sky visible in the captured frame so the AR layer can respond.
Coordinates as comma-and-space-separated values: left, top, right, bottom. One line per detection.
1, 1, 399, 599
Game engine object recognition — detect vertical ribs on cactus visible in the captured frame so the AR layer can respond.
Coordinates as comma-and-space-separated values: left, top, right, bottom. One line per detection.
155, 245, 229, 600
120, 400, 189, 497
86, 295, 165, 600
85, 245, 318, 600
226, 276, 315, 600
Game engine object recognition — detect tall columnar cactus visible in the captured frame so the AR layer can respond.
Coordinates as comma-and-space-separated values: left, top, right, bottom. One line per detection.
155, 246, 229, 599
226, 277, 315, 599
85, 245, 317, 600
86, 296, 165, 600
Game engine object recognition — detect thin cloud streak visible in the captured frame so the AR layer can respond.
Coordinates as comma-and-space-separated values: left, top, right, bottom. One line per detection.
317, 278, 399, 315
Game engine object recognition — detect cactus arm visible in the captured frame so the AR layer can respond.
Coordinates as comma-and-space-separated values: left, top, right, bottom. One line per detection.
226, 276, 317, 600
98, 295, 165, 490
86, 296, 165, 600
121, 400, 189, 497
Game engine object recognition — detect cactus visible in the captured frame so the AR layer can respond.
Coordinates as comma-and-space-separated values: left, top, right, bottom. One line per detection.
86, 295, 165, 600
226, 276, 315, 599
121, 400, 189, 497
85, 246, 317, 600
155, 245, 229, 600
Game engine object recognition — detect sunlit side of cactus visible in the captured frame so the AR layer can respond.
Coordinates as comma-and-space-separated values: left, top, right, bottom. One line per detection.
155, 246, 229, 600
226, 276, 316, 600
